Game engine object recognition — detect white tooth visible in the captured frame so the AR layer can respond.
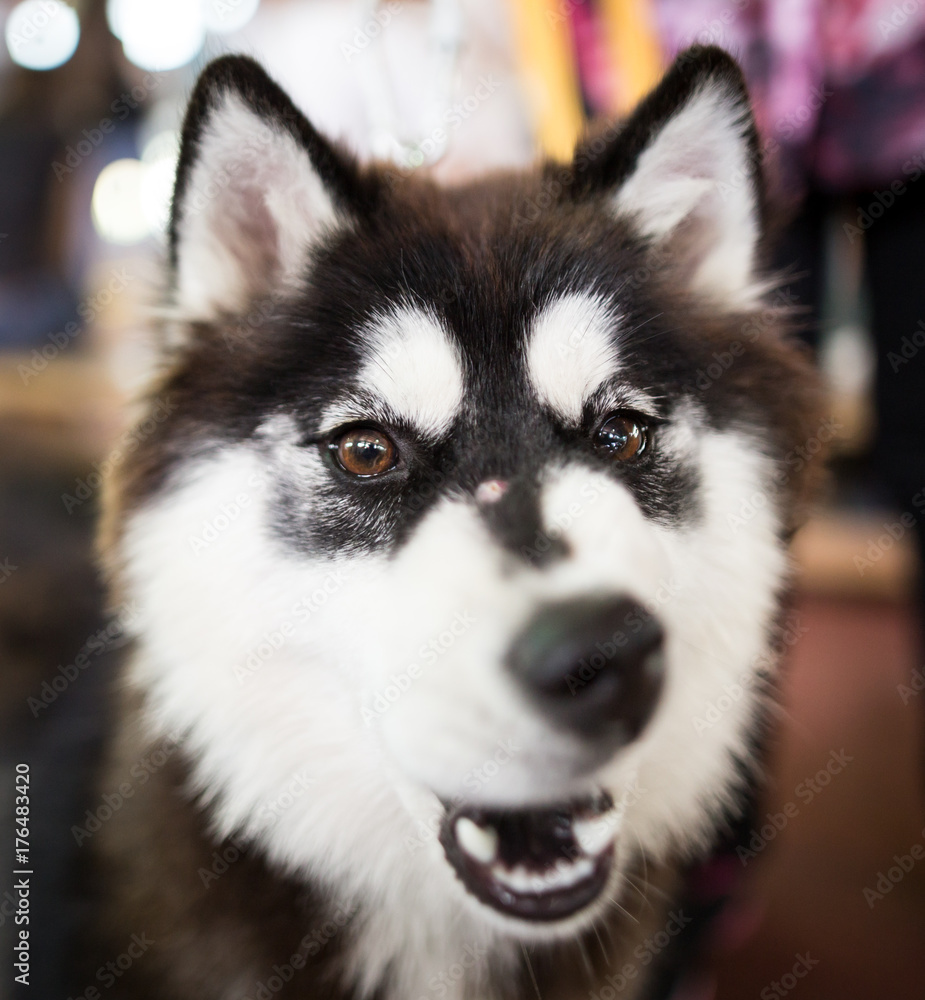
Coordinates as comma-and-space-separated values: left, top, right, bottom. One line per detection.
492, 864, 544, 893
573, 814, 618, 856
490, 857, 595, 894
455, 817, 499, 864
490, 864, 533, 893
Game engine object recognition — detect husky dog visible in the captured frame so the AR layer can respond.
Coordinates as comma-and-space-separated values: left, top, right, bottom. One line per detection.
88, 46, 822, 1000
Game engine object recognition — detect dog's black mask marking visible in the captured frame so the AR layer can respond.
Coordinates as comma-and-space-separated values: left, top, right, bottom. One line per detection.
257, 212, 707, 559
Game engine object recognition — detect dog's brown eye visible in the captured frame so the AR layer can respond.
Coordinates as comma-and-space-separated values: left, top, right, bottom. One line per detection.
331, 427, 398, 477
595, 414, 648, 461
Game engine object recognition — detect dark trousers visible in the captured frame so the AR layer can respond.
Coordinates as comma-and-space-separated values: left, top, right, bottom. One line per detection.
777, 179, 925, 557
776, 180, 925, 783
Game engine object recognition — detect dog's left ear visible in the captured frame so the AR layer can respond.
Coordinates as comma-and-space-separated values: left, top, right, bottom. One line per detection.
570, 46, 764, 307
169, 55, 373, 320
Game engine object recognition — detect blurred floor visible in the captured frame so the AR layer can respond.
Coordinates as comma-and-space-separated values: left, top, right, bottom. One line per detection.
714, 596, 925, 999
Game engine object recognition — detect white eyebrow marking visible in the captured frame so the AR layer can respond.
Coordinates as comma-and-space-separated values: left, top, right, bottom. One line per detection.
351, 306, 465, 438
526, 293, 621, 423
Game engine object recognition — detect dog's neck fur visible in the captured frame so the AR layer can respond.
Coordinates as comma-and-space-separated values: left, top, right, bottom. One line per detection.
88, 688, 366, 1000
85, 686, 685, 1000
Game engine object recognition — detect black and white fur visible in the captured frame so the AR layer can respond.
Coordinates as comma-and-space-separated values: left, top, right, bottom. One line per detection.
88, 47, 822, 1000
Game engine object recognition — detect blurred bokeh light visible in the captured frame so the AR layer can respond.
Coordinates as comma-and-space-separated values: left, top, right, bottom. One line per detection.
5, 0, 80, 70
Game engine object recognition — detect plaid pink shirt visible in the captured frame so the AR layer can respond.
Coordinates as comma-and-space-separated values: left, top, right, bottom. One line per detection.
653, 0, 925, 195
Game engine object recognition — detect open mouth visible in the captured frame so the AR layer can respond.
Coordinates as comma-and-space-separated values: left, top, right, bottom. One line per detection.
439, 793, 616, 922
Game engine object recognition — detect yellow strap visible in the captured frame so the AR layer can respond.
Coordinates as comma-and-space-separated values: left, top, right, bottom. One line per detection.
599, 0, 664, 114
507, 0, 585, 162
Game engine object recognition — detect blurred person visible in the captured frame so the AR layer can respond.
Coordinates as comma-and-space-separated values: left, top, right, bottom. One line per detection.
0, 1, 127, 349
654, 1, 925, 647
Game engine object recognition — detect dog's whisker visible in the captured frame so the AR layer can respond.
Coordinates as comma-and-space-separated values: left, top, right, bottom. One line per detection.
576, 936, 595, 978
590, 920, 610, 964
618, 872, 649, 906
520, 943, 543, 1000
634, 832, 650, 896
605, 891, 639, 924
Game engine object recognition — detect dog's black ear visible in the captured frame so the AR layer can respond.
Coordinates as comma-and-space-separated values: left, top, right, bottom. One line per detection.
169, 55, 373, 319
569, 46, 764, 307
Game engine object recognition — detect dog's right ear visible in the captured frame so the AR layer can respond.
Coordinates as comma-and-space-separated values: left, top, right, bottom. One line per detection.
169, 55, 372, 320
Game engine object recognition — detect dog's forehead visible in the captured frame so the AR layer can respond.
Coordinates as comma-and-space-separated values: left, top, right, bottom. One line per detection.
525, 293, 622, 425
321, 306, 465, 439
331, 290, 627, 437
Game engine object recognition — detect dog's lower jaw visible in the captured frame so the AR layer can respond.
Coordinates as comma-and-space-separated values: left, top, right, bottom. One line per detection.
83, 695, 692, 1000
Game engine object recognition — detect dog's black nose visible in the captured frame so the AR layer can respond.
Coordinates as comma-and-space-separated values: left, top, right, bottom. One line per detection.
507, 597, 665, 742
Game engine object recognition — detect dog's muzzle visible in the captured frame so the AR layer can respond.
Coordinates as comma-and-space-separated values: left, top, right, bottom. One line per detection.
440, 596, 665, 922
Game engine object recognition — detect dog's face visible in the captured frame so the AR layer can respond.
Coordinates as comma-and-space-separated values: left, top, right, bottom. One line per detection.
108, 48, 820, 979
